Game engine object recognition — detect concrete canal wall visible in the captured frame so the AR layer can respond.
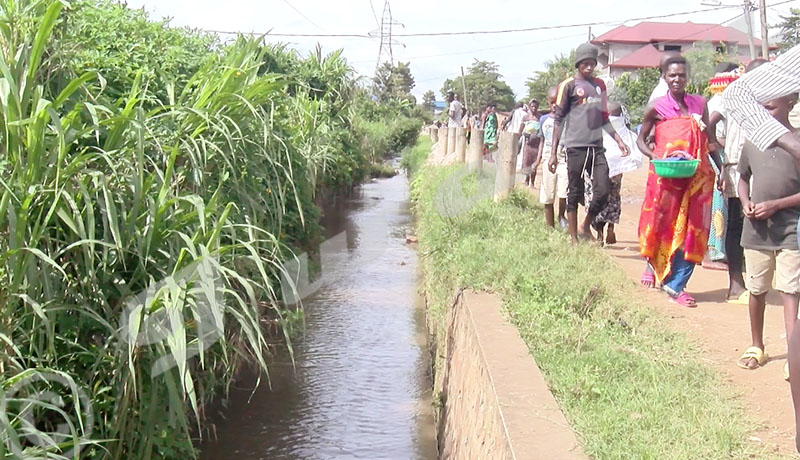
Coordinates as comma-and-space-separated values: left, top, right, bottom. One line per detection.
435, 290, 588, 460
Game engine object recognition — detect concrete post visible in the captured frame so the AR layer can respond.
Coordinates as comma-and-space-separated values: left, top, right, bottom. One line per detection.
494, 131, 521, 201
455, 128, 467, 163
431, 127, 439, 144
439, 127, 449, 158
468, 129, 484, 173
447, 127, 457, 156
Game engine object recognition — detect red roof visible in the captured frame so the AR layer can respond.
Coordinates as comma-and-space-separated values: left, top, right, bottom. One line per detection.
592, 21, 774, 49
609, 44, 664, 69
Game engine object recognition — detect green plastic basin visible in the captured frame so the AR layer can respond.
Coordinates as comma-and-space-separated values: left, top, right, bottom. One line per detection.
651, 159, 699, 178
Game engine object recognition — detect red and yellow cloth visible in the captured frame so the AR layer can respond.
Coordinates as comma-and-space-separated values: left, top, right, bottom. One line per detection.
638, 117, 714, 283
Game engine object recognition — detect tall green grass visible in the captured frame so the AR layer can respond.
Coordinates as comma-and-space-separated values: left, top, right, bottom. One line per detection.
412, 160, 790, 459
0, 1, 423, 458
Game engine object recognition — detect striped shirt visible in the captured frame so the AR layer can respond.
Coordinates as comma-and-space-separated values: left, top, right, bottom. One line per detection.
723, 44, 800, 152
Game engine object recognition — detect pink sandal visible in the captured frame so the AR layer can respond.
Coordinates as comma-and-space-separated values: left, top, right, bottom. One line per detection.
670, 292, 697, 308
640, 271, 655, 288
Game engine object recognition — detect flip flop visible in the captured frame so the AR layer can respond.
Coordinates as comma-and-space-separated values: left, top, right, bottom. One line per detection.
670, 291, 697, 308
737, 346, 768, 370
786, 361, 790, 382
727, 291, 750, 305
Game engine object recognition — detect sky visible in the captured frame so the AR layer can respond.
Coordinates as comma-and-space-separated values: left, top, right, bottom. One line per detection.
123, 0, 798, 100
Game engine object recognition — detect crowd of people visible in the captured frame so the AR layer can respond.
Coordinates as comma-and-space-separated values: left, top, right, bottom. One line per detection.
442, 41, 800, 452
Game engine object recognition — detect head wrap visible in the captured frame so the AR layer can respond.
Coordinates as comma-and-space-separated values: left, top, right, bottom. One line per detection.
708, 64, 744, 94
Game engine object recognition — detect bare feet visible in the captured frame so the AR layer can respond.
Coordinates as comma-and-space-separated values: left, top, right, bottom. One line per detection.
606, 228, 617, 245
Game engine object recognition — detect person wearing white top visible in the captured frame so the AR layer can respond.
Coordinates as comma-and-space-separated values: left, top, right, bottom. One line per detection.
447, 92, 464, 128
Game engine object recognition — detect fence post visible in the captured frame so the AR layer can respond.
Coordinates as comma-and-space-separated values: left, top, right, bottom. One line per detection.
430, 127, 439, 144
468, 129, 484, 173
455, 128, 467, 163
447, 127, 457, 156
494, 131, 520, 201
439, 127, 449, 159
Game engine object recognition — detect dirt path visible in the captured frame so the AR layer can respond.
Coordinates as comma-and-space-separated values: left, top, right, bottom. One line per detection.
585, 162, 795, 456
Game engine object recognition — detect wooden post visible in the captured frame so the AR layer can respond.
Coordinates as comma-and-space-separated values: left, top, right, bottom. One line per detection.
468, 129, 484, 172
455, 128, 467, 163
494, 131, 520, 201
431, 127, 439, 143
447, 127, 457, 156
439, 127, 449, 158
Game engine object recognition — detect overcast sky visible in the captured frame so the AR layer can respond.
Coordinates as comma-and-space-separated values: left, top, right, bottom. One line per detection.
124, 0, 797, 100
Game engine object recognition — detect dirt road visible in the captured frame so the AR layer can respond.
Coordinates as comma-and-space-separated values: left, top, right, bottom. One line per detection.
600, 162, 795, 456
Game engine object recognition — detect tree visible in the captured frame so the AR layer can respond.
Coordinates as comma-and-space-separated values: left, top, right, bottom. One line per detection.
610, 68, 661, 125
373, 61, 416, 102
421, 90, 436, 111
683, 42, 736, 95
441, 60, 515, 113
776, 8, 800, 51
525, 51, 575, 104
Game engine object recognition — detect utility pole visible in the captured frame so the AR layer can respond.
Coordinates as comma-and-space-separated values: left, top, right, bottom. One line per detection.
376, 1, 394, 71
759, 0, 769, 58
743, 0, 757, 59
588, 26, 592, 42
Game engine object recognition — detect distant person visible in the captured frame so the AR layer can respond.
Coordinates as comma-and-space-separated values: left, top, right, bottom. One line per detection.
736, 93, 800, 383
520, 99, 541, 187
535, 86, 568, 229
550, 42, 630, 245
502, 102, 527, 133
637, 55, 722, 308
447, 92, 464, 128
482, 104, 499, 160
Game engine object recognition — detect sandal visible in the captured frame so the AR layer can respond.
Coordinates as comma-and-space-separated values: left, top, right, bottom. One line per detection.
737, 346, 768, 370
670, 291, 697, 308
640, 271, 656, 289
726, 291, 750, 305
786, 361, 790, 382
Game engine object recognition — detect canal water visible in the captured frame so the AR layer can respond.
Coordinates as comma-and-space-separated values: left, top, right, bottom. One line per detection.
199, 172, 437, 460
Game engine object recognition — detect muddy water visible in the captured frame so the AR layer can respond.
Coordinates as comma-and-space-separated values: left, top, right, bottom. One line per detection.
199, 172, 437, 460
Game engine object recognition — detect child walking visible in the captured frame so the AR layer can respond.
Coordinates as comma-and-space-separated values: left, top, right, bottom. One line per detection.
736, 93, 800, 383
535, 87, 568, 228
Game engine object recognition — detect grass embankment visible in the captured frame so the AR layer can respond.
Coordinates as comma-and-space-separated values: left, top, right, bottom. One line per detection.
409, 142, 787, 459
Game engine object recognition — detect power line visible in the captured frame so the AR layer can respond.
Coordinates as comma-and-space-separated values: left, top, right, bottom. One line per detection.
368, 0, 380, 26
351, 32, 586, 64
280, 0, 328, 33
390, 4, 739, 37
203, 0, 798, 39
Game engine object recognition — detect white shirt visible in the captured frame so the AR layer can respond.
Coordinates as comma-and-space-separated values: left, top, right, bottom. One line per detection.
507, 108, 526, 133
724, 44, 800, 151
648, 78, 669, 104
448, 100, 464, 128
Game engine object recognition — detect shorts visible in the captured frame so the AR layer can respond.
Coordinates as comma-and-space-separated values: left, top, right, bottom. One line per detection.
744, 248, 800, 295
539, 159, 568, 204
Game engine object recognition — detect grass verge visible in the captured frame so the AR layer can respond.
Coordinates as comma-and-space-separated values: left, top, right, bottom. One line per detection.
411, 153, 788, 459
401, 136, 433, 177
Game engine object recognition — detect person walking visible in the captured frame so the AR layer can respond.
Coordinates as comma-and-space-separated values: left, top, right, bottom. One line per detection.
637, 55, 722, 308
736, 93, 800, 382
482, 104, 499, 160
521, 99, 541, 187
447, 92, 464, 128
549, 42, 630, 245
